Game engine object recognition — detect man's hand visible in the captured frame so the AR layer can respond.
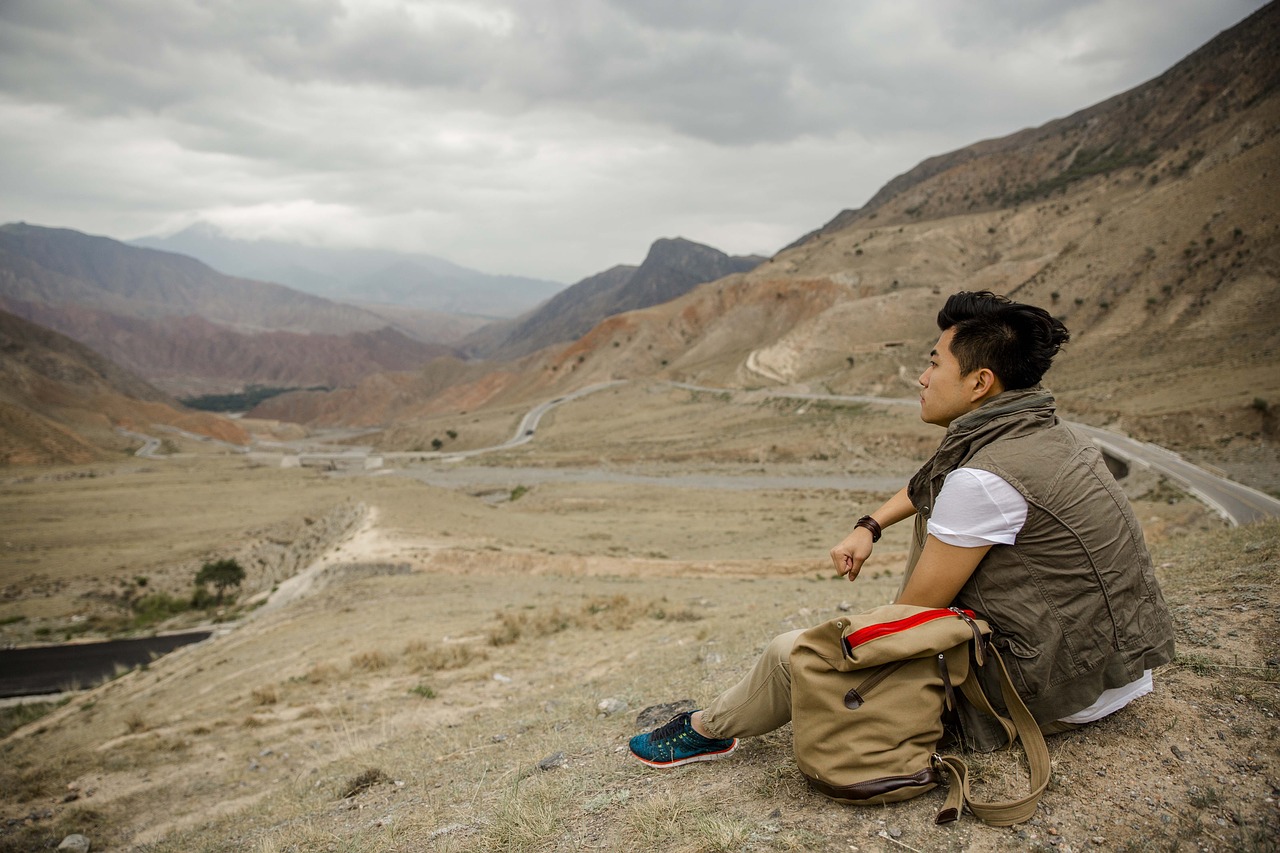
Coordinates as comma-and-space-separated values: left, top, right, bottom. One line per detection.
830, 526, 874, 582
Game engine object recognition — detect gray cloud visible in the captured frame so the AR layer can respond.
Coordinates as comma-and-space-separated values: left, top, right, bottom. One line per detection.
0, 0, 1267, 281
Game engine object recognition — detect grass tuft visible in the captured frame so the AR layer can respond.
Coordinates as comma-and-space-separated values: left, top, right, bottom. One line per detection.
251, 685, 279, 706
404, 638, 486, 671
349, 649, 392, 671
340, 767, 390, 799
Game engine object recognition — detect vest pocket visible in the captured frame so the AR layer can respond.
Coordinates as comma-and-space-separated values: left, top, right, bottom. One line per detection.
992, 633, 1039, 696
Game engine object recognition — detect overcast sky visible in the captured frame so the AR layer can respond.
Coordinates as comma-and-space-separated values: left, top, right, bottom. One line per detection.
0, 0, 1267, 283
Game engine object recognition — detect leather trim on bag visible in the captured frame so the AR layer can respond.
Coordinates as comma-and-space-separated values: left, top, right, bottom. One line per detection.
803, 767, 940, 801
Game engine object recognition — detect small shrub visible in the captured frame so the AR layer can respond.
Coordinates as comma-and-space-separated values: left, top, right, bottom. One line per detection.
132, 593, 190, 628
409, 683, 437, 699
403, 639, 484, 672
303, 662, 341, 684
653, 607, 702, 622
530, 606, 574, 635
488, 611, 526, 647
0, 762, 65, 804
349, 649, 391, 671
0, 700, 62, 739
341, 768, 389, 799
195, 559, 245, 605
251, 685, 279, 706
1188, 786, 1221, 808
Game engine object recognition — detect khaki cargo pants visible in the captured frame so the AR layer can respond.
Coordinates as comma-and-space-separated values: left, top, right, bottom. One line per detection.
699, 629, 805, 739
697, 627, 1081, 741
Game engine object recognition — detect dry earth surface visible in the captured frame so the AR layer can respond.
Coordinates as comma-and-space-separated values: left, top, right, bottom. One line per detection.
1, 384, 1277, 852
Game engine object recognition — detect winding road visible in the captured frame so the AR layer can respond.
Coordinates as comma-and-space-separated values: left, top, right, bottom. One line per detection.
661, 383, 1280, 526
435, 380, 628, 460
1070, 424, 1280, 526
124, 379, 1278, 526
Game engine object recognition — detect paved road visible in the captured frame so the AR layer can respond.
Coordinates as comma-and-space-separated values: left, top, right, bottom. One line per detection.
667, 382, 1279, 526
0, 632, 212, 698
1071, 424, 1280, 526
115, 427, 162, 458
396, 464, 907, 494
129, 379, 1278, 526
436, 380, 627, 460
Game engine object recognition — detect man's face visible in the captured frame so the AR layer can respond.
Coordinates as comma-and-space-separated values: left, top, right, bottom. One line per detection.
918, 328, 982, 427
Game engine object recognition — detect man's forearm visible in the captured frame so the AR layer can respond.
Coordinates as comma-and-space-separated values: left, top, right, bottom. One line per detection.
864, 486, 916, 530
830, 486, 918, 581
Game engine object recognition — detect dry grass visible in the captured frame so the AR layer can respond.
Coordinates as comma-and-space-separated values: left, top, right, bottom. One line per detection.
0, 389, 1275, 852
4, 515, 1277, 852
402, 639, 487, 672
484, 594, 675, 647
348, 649, 391, 672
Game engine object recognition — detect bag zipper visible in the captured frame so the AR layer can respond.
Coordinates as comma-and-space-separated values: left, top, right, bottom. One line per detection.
843, 659, 910, 709
949, 606, 987, 665
843, 607, 977, 652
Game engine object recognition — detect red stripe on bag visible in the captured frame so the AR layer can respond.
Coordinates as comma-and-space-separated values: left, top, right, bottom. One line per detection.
843, 608, 977, 649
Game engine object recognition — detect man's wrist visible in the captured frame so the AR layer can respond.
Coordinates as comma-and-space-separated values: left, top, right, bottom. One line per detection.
855, 515, 882, 543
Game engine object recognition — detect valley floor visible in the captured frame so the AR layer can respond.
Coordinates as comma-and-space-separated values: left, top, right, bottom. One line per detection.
0, 388, 1276, 851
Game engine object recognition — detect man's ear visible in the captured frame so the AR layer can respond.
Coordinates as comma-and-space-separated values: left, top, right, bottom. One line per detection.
970, 367, 1002, 401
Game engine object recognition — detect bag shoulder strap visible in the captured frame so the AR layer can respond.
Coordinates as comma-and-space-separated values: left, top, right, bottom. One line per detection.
957, 661, 1016, 748
934, 646, 1051, 826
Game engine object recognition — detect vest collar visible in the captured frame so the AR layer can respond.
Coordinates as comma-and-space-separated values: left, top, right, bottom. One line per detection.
908, 387, 1058, 510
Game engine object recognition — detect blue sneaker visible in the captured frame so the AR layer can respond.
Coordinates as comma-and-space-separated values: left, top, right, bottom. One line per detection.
628, 711, 738, 768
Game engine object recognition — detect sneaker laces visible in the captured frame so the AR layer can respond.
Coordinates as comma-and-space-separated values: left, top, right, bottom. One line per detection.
649, 712, 693, 742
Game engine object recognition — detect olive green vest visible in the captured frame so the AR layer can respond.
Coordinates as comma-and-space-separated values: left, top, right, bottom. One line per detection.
905, 388, 1176, 725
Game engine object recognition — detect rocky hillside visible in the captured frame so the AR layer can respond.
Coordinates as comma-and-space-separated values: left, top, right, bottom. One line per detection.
737, 2, 1280, 455
0, 224, 454, 395
795, 1, 1280, 241
10, 302, 452, 393
0, 309, 247, 465
261, 4, 1279, 489
463, 237, 764, 360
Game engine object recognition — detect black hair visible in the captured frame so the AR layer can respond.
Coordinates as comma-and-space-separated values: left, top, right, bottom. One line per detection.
936, 291, 1070, 390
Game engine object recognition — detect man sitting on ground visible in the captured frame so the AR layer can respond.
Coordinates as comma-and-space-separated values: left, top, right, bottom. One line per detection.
630, 290, 1175, 767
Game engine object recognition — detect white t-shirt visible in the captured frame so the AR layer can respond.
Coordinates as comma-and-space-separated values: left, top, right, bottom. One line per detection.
927, 467, 1151, 724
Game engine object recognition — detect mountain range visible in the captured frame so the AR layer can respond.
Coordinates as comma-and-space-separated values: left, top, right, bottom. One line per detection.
462, 238, 766, 360
251, 1, 1280, 473
0, 223, 455, 396
131, 223, 565, 319
2, 2, 1277, 471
